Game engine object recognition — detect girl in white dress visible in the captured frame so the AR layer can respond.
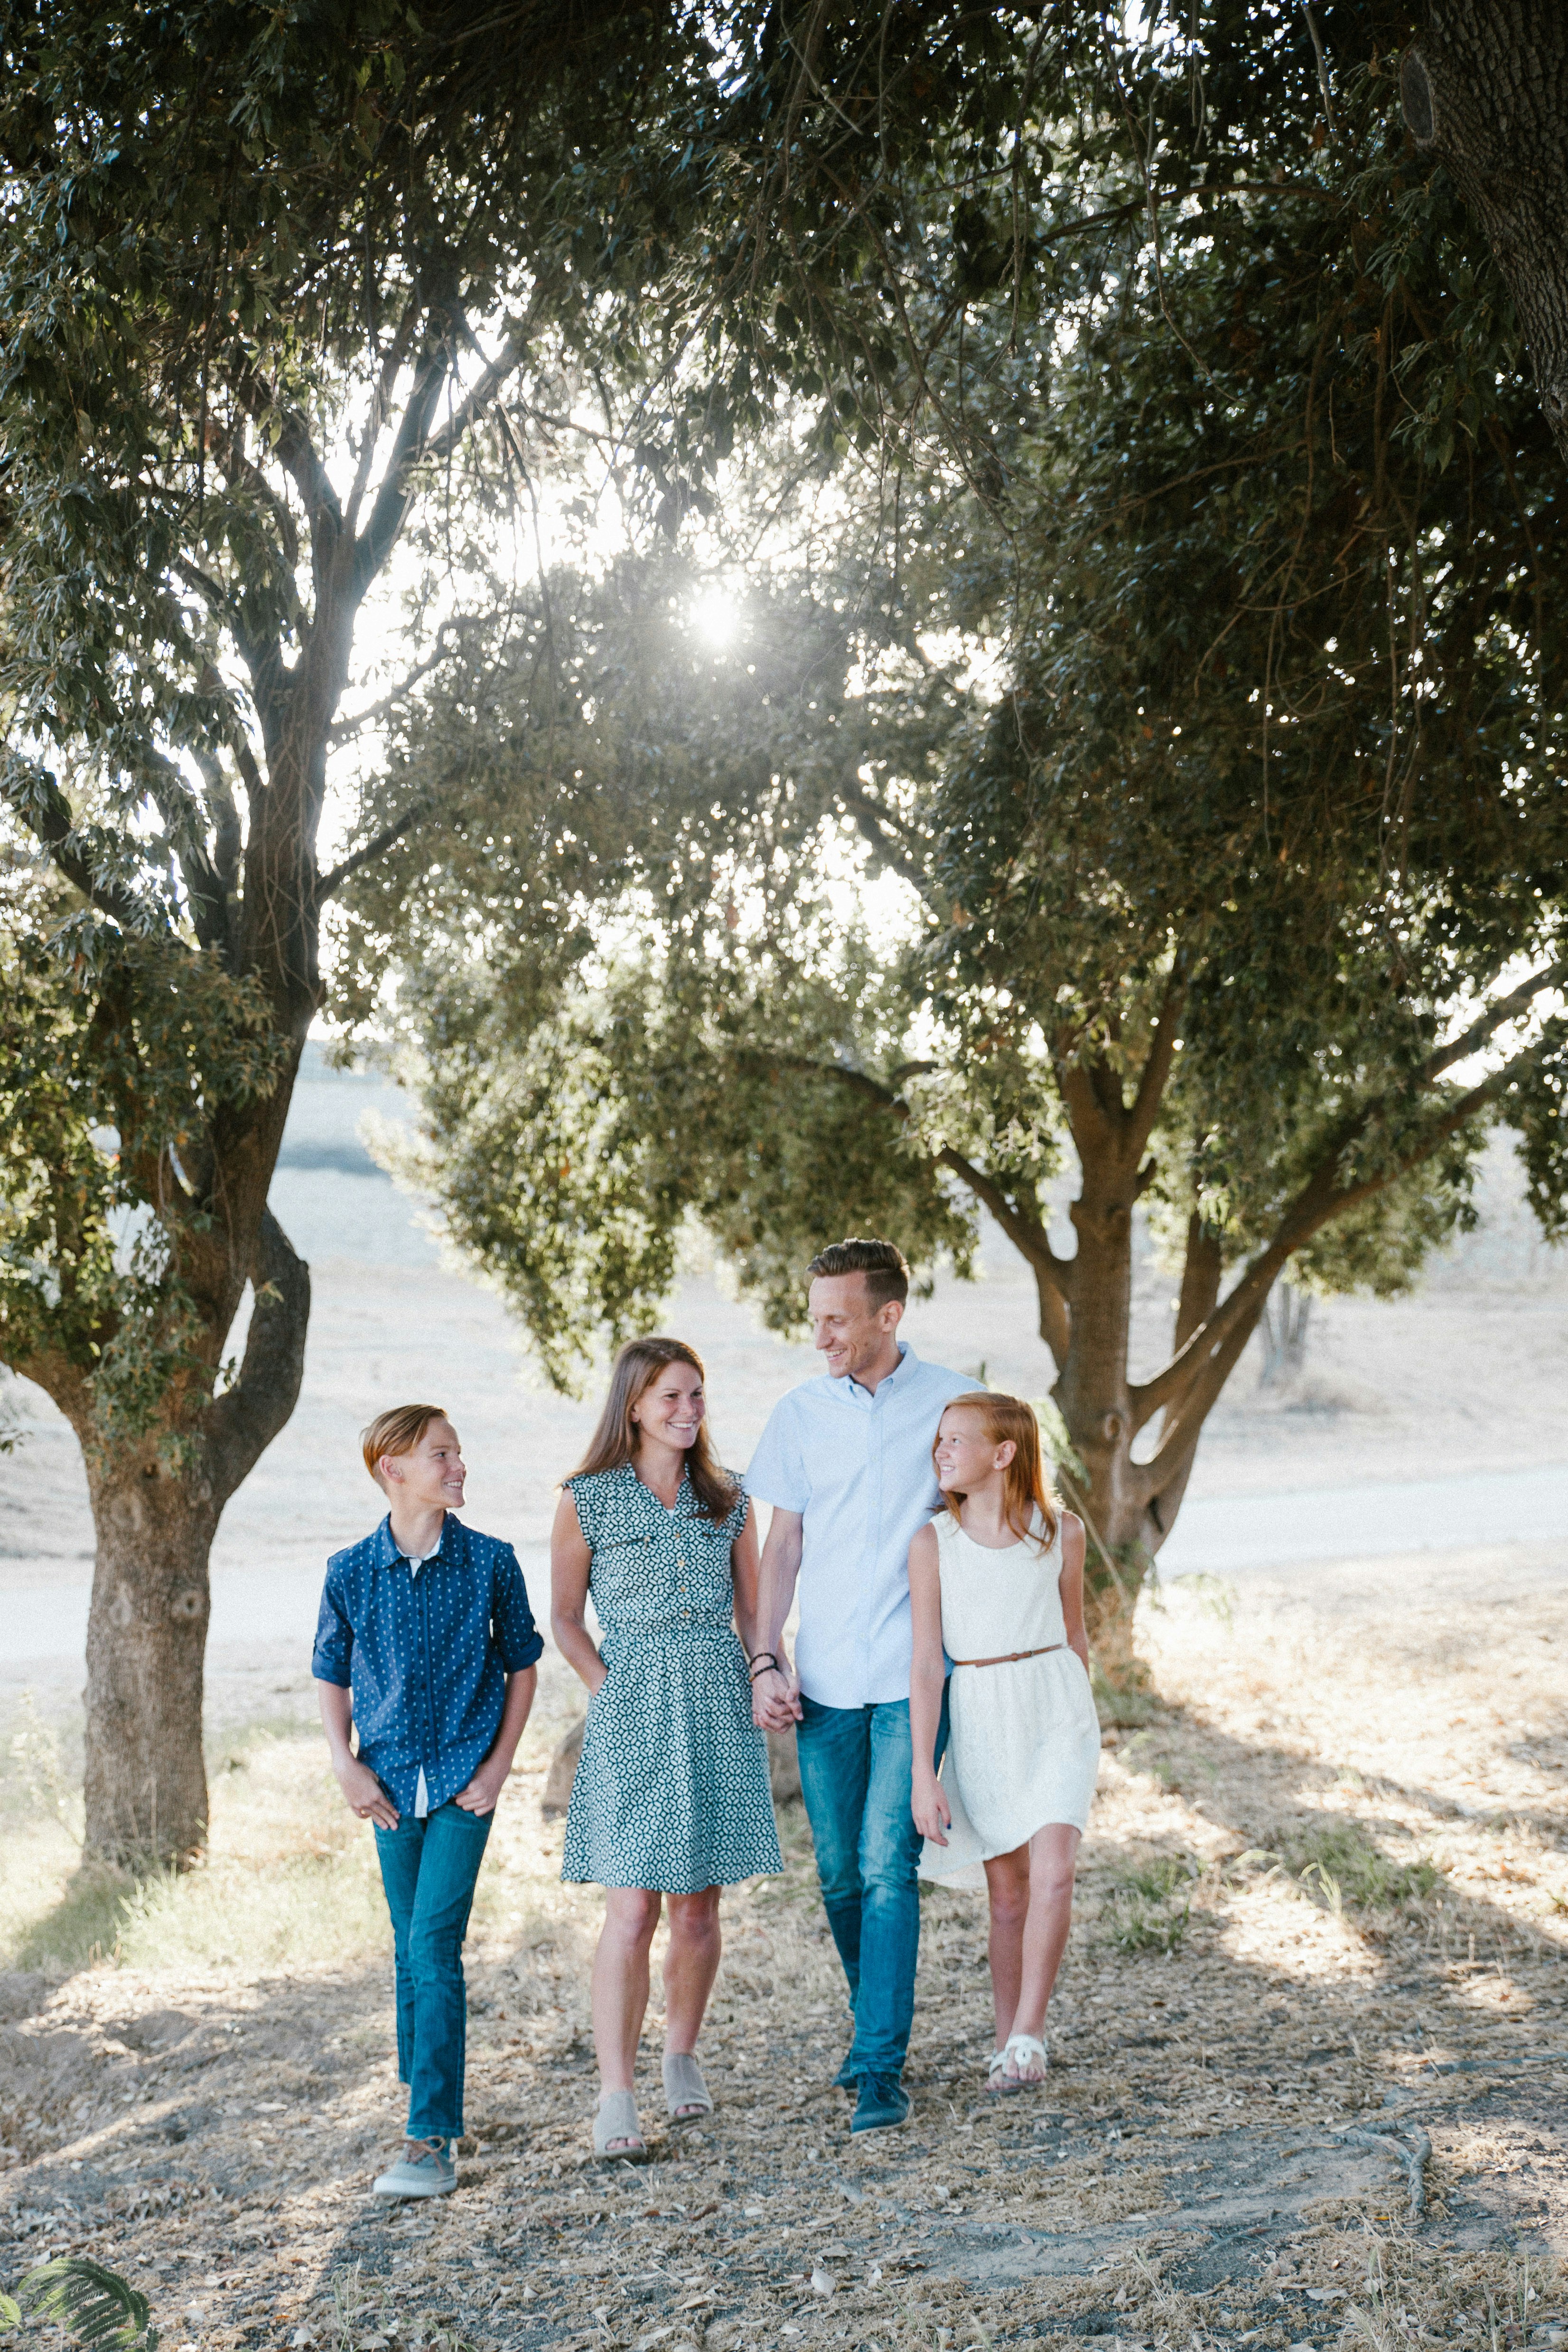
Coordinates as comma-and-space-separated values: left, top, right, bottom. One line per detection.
909, 1391, 1100, 2091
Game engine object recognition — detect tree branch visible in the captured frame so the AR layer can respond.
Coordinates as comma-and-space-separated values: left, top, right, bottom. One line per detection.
4, 765, 162, 932
201, 1208, 311, 1503
1127, 965, 1186, 1157
749, 1046, 1074, 1354
352, 340, 454, 592
838, 781, 942, 910
1424, 956, 1568, 1082
1129, 960, 1568, 1437
315, 800, 433, 902
934, 1144, 1073, 1366
1132, 1044, 1540, 1493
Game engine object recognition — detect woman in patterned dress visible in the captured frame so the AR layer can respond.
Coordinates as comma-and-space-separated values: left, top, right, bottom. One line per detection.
551, 1337, 782, 2159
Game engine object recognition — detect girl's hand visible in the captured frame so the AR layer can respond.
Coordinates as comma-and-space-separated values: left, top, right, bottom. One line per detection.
912, 1773, 951, 1845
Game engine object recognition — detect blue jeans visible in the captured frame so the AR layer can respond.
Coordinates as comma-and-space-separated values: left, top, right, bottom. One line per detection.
373, 1801, 492, 2140
795, 1689, 948, 2082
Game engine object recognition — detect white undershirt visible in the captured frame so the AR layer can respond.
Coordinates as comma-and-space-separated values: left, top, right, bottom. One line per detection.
404, 1549, 439, 1818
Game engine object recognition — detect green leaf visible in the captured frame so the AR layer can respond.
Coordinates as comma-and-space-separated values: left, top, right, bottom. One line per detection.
15, 2258, 151, 2348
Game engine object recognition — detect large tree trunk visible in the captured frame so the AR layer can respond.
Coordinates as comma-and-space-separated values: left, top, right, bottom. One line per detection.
82, 1448, 221, 1868
1053, 1135, 1154, 1695
1402, 3, 1568, 466
1019, 1093, 1260, 1708
66, 1205, 312, 1866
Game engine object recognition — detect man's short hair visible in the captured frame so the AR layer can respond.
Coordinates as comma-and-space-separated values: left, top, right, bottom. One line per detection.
805, 1237, 910, 1311
361, 1403, 447, 1485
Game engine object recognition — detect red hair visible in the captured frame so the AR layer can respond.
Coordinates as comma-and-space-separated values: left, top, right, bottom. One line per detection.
933, 1391, 1058, 1549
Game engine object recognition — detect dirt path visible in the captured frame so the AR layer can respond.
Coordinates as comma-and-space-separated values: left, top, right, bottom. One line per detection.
5, 1558, 1568, 2352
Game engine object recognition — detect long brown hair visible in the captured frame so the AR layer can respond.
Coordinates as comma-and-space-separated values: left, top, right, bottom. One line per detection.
568, 1338, 738, 1525
934, 1391, 1059, 1549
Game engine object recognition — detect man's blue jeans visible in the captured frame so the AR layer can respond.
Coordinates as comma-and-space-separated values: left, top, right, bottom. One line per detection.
373, 1801, 491, 2141
795, 1690, 948, 2083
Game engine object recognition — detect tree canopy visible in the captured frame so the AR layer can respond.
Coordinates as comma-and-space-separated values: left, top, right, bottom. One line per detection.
340, 20, 1568, 1680
4, 0, 1567, 1823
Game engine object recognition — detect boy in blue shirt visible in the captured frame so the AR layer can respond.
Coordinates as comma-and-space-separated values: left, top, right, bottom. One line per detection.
314, 1403, 542, 2199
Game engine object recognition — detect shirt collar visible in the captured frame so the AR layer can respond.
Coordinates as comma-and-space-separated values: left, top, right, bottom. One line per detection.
372, 1512, 456, 1572
839, 1339, 916, 1406
625, 1460, 692, 1511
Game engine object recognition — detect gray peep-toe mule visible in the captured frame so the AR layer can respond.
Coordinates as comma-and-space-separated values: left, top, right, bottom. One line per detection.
663, 2051, 713, 2124
593, 2088, 648, 2161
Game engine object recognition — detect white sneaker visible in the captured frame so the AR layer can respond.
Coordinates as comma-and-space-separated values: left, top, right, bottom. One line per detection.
373, 2137, 457, 2197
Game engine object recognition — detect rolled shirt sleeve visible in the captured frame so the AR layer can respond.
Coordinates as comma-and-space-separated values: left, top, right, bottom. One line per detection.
312, 1563, 355, 1686
744, 1396, 810, 1513
491, 1545, 546, 1672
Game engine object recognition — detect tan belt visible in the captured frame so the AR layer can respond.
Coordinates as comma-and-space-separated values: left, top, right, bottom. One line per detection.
950, 1642, 1064, 1669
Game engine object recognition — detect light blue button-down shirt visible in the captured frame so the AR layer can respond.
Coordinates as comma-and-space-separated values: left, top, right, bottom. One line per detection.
745, 1343, 975, 1709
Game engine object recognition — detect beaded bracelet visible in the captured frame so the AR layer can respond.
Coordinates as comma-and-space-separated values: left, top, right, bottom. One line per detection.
747, 1651, 781, 1680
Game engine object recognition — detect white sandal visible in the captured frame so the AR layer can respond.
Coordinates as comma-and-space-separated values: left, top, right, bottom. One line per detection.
663, 2050, 713, 2124
986, 2049, 1010, 2092
1000, 2031, 1049, 2089
593, 2088, 648, 2161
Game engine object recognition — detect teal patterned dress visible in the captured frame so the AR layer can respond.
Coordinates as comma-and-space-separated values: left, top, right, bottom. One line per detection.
561, 1463, 783, 1894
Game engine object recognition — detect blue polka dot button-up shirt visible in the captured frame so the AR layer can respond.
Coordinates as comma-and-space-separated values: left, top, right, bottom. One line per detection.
312, 1512, 544, 1816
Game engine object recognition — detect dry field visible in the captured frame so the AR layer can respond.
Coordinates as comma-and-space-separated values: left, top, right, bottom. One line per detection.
5, 1549, 1568, 2352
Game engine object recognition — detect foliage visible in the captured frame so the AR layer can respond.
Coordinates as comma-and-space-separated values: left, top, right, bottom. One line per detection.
0, 2259, 155, 2352
0, 0, 792, 1856
373, 921, 978, 1393
1107, 1855, 1197, 1955
1279, 1822, 1445, 1913
0, 860, 286, 1453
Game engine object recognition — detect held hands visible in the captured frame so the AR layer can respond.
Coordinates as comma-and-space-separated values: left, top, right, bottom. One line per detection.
911, 1770, 951, 1847
751, 1662, 803, 1732
335, 1755, 399, 1830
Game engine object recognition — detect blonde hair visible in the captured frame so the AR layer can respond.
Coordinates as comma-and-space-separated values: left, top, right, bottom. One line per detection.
567, 1338, 737, 1526
362, 1403, 448, 1487
933, 1391, 1059, 1549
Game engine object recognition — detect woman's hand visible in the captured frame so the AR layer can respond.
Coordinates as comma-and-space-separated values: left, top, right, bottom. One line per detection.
912, 1770, 951, 1846
1057, 1511, 1091, 1672
751, 1662, 802, 1731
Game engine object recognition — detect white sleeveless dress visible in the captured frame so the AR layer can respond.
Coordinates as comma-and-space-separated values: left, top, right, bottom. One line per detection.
919, 1509, 1101, 1889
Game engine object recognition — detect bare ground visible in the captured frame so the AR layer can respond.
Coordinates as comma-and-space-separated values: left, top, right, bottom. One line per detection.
5, 1550, 1568, 2352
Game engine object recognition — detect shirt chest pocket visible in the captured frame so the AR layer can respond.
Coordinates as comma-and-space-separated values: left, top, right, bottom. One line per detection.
592, 1533, 676, 1599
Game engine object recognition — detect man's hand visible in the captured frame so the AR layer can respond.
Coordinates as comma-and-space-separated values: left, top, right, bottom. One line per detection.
454, 1761, 509, 1815
911, 1772, 951, 1846
336, 1756, 399, 1830
751, 1663, 803, 1732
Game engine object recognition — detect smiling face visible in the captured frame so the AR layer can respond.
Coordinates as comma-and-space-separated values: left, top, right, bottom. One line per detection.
807, 1272, 904, 1382
629, 1360, 706, 1452
379, 1415, 466, 1513
933, 1405, 1016, 1494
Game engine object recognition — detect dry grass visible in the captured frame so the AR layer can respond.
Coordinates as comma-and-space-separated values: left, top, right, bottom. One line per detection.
3, 1571, 1568, 2352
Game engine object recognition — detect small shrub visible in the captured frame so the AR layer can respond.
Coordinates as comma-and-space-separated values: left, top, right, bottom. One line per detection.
1107, 1855, 1198, 1953
1260, 1821, 1445, 1914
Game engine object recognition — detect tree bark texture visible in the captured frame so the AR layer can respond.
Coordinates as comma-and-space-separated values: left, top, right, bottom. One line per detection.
68, 1211, 312, 1867
82, 1453, 220, 1867
1403, 2, 1568, 466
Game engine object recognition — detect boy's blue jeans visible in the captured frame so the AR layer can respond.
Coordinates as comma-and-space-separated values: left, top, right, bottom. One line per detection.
795, 1688, 948, 2084
373, 1801, 491, 2141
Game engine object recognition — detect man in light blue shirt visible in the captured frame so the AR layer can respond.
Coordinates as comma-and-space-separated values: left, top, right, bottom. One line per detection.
747, 1237, 971, 2134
